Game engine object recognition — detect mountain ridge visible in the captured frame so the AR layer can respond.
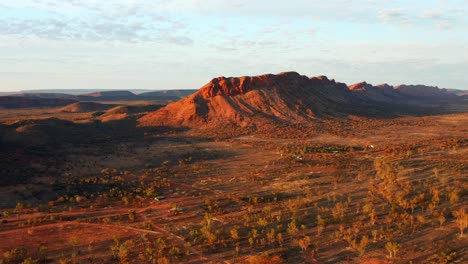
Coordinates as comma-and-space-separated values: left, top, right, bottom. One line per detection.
139, 72, 467, 131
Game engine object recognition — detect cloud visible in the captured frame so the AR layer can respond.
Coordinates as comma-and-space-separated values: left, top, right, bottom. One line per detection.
2, 1, 466, 44
378, 5, 466, 30
167, 36, 194, 46
0, 17, 193, 44
0, 1, 192, 44
379, 9, 411, 25
0, 0, 467, 91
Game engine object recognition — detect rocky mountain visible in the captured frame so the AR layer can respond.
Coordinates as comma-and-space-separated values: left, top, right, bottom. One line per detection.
394, 85, 457, 99
348, 82, 408, 103
139, 72, 467, 131
140, 72, 360, 129
348, 82, 459, 103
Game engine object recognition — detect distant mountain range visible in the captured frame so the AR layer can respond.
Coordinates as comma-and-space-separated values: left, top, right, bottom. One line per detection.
1, 75, 466, 113
446, 89, 468, 96
18, 89, 156, 95
0, 89, 198, 109
0, 96, 77, 109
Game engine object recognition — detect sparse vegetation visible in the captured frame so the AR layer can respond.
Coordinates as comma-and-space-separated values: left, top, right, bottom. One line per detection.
0, 105, 466, 263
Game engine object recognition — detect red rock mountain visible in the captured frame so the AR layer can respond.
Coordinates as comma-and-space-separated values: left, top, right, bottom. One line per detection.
348, 82, 458, 103
139, 72, 358, 129
348, 82, 408, 103
139, 72, 466, 130
394, 85, 457, 98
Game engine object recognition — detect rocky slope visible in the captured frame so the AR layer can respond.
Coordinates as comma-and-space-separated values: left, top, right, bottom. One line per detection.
139, 72, 467, 131
394, 85, 458, 99
140, 72, 359, 129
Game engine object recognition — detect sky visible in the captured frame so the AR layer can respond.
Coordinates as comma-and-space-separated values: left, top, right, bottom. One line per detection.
0, 0, 467, 91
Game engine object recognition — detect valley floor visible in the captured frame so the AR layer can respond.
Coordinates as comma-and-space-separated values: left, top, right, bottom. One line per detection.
0, 113, 467, 263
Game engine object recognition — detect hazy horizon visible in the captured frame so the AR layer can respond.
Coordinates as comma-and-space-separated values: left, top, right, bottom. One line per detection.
1, 0, 467, 92
2, 72, 468, 94
1, 88, 197, 94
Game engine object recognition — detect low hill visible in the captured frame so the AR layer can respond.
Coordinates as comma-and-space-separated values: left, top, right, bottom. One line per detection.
20, 89, 153, 95
3, 117, 142, 148
60, 102, 118, 113
6, 89, 197, 102
0, 96, 77, 109
11, 93, 78, 100
99, 104, 163, 122
80, 90, 136, 97
138, 90, 198, 100
3, 118, 88, 147
77, 91, 140, 101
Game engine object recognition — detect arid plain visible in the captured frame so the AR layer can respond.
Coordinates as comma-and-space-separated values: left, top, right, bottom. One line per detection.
0, 73, 467, 263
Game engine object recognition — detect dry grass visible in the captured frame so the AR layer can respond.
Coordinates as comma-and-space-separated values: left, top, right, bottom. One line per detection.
0, 112, 467, 263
